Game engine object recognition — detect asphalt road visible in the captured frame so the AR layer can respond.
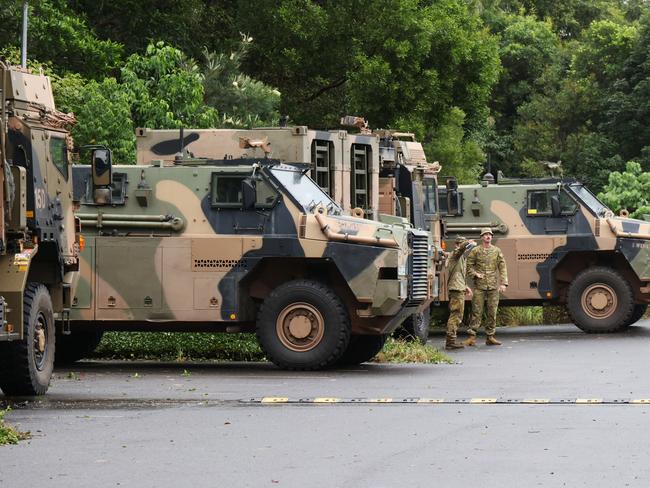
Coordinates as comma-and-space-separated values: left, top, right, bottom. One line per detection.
2, 322, 650, 487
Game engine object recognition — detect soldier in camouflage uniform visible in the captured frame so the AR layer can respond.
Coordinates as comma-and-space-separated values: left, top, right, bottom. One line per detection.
464, 228, 508, 346
445, 236, 475, 350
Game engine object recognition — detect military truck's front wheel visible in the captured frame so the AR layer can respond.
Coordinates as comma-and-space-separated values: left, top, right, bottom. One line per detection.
0, 283, 55, 396
568, 267, 634, 333
55, 330, 104, 365
336, 334, 388, 366
256, 280, 351, 370
625, 304, 648, 327
395, 310, 430, 344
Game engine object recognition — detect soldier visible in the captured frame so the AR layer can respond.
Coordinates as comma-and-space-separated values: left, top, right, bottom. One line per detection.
445, 236, 475, 350
464, 228, 508, 346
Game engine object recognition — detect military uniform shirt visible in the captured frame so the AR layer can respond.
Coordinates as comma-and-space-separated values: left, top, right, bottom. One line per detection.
467, 244, 508, 290
447, 241, 471, 291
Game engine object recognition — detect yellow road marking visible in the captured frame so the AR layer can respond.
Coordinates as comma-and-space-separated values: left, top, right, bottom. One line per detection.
470, 398, 497, 404
368, 398, 392, 403
417, 398, 444, 404
576, 398, 602, 404
523, 399, 550, 404
261, 397, 288, 404
313, 397, 340, 403
631, 399, 650, 404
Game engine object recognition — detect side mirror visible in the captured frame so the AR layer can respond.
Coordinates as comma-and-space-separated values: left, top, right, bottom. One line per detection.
92, 148, 112, 187
550, 194, 561, 217
242, 178, 256, 210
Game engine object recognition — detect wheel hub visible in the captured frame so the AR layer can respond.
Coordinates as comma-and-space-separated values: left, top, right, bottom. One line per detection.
276, 302, 325, 352
35, 328, 46, 353
582, 284, 617, 319
32, 312, 49, 371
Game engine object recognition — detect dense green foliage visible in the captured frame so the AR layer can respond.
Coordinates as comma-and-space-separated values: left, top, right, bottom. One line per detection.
1, 0, 648, 190
94, 332, 265, 361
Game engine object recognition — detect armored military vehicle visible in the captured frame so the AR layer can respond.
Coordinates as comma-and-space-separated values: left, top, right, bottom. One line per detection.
438, 173, 650, 333
69, 151, 433, 369
135, 126, 444, 343
0, 62, 80, 395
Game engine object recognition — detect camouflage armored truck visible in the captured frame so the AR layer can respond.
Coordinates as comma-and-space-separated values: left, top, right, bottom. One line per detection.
0, 62, 80, 395
135, 126, 444, 342
69, 151, 433, 369
438, 173, 650, 333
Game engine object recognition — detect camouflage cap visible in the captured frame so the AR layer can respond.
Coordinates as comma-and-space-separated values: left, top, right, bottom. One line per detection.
455, 235, 467, 244
480, 227, 493, 236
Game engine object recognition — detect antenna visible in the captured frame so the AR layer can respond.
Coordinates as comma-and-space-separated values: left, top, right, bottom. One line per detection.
21, 1, 29, 68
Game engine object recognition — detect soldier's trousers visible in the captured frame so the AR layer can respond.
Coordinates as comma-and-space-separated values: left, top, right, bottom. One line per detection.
446, 290, 465, 339
468, 288, 499, 337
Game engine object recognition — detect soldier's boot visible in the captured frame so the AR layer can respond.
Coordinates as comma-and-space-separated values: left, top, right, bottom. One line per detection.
463, 335, 476, 347
445, 336, 464, 350
485, 335, 502, 346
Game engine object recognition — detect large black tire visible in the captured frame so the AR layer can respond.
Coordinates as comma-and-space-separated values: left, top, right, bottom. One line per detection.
256, 280, 351, 370
0, 283, 55, 396
624, 304, 648, 327
394, 309, 430, 344
567, 267, 634, 333
336, 334, 388, 366
55, 330, 104, 365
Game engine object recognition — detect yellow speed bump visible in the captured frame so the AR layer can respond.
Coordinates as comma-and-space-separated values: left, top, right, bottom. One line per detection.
523, 399, 550, 404
417, 398, 444, 404
576, 398, 602, 404
470, 398, 497, 404
631, 399, 650, 404
368, 398, 393, 403
313, 397, 341, 403
261, 397, 289, 404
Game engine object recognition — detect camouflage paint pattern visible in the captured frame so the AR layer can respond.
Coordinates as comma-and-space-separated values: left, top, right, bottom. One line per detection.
135, 126, 444, 300
71, 160, 432, 336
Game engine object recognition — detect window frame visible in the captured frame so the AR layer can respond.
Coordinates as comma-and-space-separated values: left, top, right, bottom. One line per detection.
210, 172, 279, 210
49, 134, 69, 181
526, 189, 579, 217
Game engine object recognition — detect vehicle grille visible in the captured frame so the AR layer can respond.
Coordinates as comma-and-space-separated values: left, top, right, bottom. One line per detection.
407, 232, 429, 305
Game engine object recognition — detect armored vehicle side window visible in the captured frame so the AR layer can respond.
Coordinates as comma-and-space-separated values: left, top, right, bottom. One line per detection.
210, 173, 278, 209
212, 174, 245, 207
527, 190, 577, 216
50, 136, 68, 180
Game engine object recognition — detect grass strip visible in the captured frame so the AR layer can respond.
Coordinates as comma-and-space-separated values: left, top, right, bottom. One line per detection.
373, 338, 453, 364
0, 409, 30, 446
93, 332, 452, 364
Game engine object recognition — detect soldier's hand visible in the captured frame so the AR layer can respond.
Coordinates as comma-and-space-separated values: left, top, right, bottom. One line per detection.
498, 284, 507, 293
465, 287, 473, 299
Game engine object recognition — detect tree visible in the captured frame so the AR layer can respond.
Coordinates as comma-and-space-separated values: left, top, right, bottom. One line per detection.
0, 0, 122, 78
599, 161, 650, 218
236, 0, 500, 135
52, 40, 280, 163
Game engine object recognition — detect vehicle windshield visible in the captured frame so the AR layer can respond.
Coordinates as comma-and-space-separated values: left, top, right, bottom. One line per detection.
567, 183, 611, 217
269, 164, 342, 215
